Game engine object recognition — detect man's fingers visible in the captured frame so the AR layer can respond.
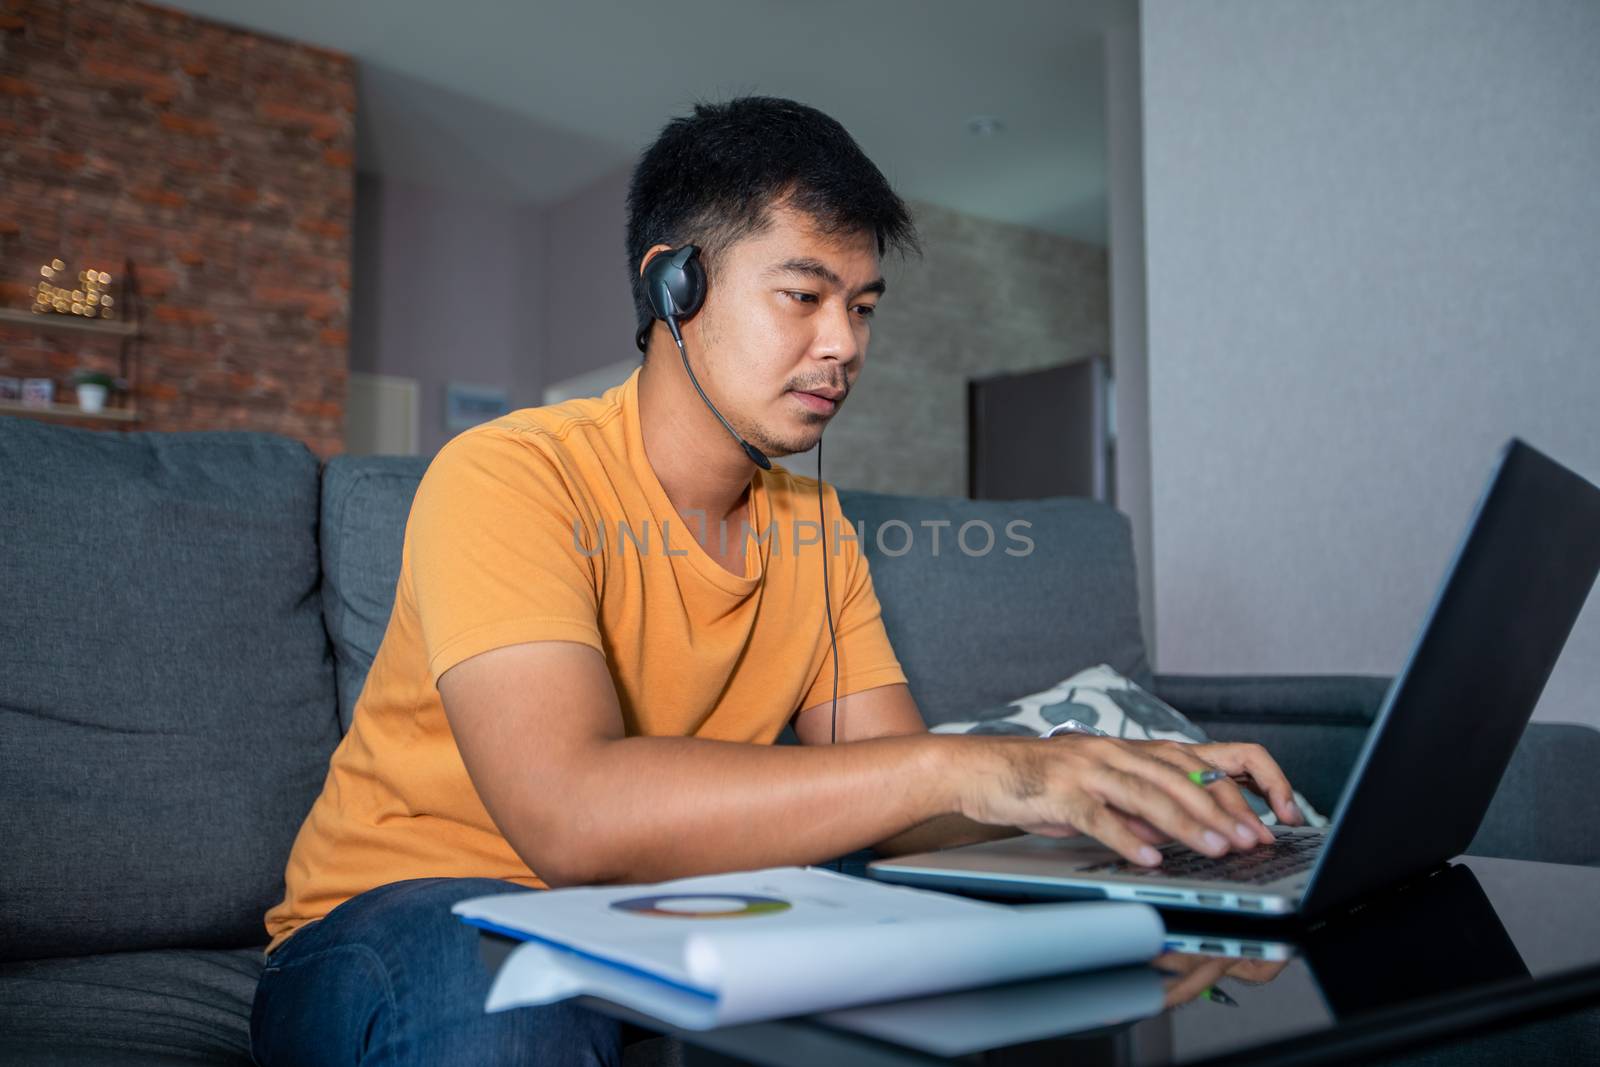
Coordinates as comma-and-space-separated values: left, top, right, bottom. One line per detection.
1017, 736, 1303, 866
1138, 743, 1274, 845
1081, 803, 1165, 867
1085, 765, 1234, 859
1226, 958, 1291, 983
1098, 745, 1261, 852
1212, 780, 1276, 844
1121, 814, 1171, 846
1197, 743, 1305, 825
1161, 957, 1233, 1009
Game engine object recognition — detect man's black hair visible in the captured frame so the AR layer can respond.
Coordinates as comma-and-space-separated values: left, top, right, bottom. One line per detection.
625, 96, 919, 354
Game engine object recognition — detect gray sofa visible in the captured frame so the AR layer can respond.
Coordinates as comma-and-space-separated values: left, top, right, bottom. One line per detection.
2, 418, 1596, 1065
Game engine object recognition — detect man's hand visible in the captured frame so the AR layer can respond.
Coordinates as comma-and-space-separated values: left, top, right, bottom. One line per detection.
952, 735, 1305, 866
792, 684, 1306, 865
1154, 951, 1291, 1009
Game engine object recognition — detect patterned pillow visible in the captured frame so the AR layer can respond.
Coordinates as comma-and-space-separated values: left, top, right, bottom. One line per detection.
932, 664, 1327, 827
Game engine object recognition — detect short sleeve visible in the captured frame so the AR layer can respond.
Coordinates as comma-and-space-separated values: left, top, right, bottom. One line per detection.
798, 487, 908, 713
408, 427, 603, 686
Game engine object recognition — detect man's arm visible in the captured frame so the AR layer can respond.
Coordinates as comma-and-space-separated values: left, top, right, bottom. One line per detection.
442, 642, 1300, 889
792, 682, 1303, 857
439, 641, 957, 887
790, 682, 1026, 857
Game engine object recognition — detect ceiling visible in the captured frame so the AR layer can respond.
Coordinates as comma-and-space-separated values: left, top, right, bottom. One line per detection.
164, 1, 1134, 244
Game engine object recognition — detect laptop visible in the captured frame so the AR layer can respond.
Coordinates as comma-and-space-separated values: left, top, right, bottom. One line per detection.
870, 438, 1600, 919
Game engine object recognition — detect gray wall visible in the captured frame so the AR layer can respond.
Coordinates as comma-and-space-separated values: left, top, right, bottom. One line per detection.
542, 167, 638, 387
350, 174, 545, 456
1140, 0, 1600, 725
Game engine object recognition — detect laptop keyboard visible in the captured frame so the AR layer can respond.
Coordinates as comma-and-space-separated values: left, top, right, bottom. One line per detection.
1081, 828, 1324, 885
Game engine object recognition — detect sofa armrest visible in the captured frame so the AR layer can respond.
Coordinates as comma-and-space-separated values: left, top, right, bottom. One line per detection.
1150, 673, 1392, 818
1469, 723, 1600, 867
1151, 673, 1392, 726
1154, 673, 1600, 868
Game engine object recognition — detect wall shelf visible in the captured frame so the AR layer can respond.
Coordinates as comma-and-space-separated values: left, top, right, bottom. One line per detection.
0, 267, 144, 433
0, 306, 138, 337
0, 399, 141, 423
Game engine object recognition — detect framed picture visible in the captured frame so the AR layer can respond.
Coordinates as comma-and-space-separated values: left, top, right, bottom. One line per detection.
444, 382, 511, 432
21, 377, 54, 408
0, 376, 20, 402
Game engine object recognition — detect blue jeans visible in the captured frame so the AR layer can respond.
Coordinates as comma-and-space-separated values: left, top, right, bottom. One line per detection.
250, 878, 622, 1066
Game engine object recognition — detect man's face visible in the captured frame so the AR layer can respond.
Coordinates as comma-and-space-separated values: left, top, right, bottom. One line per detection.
685, 201, 884, 458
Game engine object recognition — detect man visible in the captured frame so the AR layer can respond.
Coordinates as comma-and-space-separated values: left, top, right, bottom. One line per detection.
251, 96, 1303, 1066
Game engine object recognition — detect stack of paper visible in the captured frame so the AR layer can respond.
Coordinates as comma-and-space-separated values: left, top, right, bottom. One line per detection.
453, 865, 1164, 1030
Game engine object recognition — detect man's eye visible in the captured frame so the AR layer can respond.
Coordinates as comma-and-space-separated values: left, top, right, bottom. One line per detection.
784, 291, 818, 304
854, 304, 877, 318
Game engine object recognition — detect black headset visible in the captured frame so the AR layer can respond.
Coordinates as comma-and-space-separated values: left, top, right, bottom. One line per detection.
638, 245, 771, 471
638, 244, 843, 746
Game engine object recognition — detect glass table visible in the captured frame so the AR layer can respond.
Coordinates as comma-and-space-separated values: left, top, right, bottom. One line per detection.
480, 854, 1600, 1065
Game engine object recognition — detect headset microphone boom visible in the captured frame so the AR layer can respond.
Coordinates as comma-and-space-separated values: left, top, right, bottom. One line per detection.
638, 244, 844, 746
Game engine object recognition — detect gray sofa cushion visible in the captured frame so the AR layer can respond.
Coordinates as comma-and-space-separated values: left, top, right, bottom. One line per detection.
1466, 724, 1600, 867
836, 490, 1151, 726
0, 946, 684, 1067
320, 455, 430, 731
0, 948, 260, 1065
0, 421, 341, 961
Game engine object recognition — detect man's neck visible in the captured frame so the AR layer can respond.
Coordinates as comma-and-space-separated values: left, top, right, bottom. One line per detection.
636, 354, 756, 530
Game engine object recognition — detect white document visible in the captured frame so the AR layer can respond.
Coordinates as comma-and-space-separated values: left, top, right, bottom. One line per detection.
453, 866, 1165, 1030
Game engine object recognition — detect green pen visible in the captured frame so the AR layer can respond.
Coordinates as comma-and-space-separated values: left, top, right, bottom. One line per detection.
1189, 769, 1228, 787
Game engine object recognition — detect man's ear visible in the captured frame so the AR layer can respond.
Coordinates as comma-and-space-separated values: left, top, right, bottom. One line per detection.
638, 243, 676, 278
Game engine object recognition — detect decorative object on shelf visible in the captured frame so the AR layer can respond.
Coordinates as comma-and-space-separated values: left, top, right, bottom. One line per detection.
74, 370, 117, 414
21, 378, 55, 408
444, 382, 511, 432
32, 258, 118, 320
1, 257, 143, 429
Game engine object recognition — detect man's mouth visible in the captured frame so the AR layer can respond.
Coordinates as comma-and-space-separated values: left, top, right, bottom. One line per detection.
789, 386, 844, 414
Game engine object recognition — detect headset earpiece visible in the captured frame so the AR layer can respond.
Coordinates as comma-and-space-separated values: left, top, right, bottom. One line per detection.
636, 243, 771, 471
642, 245, 706, 338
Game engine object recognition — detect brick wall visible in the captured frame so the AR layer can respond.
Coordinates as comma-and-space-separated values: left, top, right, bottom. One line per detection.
0, 0, 353, 456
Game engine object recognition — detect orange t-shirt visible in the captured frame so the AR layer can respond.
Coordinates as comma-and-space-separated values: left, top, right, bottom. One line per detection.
264, 367, 907, 952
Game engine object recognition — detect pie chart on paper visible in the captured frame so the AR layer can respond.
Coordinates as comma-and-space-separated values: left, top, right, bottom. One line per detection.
610, 893, 792, 919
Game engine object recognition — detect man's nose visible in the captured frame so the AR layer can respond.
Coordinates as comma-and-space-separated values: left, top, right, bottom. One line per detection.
812, 300, 862, 366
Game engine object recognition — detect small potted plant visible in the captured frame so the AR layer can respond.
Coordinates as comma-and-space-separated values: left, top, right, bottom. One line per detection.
73, 370, 116, 414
